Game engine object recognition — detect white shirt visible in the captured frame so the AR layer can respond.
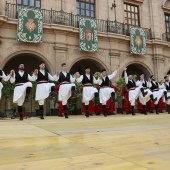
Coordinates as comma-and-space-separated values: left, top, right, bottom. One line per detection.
76, 74, 99, 84
33, 69, 58, 81
61, 71, 75, 83
98, 70, 117, 85
10, 70, 36, 83
0, 71, 10, 82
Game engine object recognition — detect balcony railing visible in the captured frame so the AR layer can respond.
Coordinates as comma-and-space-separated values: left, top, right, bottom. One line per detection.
5, 2, 152, 40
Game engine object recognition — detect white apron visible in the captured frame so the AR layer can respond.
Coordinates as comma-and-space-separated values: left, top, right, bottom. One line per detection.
139, 89, 152, 105
13, 82, 32, 104
35, 82, 55, 101
99, 87, 114, 105
59, 83, 76, 105
82, 86, 98, 105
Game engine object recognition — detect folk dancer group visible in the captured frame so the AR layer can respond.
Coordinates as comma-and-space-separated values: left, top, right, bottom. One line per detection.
0, 63, 170, 120
123, 67, 170, 115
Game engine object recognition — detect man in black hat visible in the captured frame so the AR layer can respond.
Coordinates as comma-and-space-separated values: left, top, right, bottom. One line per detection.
98, 65, 119, 117
148, 75, 168, 114
124, 67, 148, 115
136, 74, 157, 115
164, 75, 170, 114
57, 63, 76, 118
76, 66, 99, 117
34, 61, 58, 119
10, 64, 37, 120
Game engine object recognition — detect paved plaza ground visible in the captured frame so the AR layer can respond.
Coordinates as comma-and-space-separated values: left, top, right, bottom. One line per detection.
0, 113, 170, 170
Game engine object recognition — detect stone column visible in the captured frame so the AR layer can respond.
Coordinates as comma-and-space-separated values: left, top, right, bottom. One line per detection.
109, 51, 120, 81
152, 56, 165, 81
53, 45, 68, 72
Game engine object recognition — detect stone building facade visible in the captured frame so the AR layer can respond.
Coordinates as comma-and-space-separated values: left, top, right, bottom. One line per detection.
0, 0, 170, 113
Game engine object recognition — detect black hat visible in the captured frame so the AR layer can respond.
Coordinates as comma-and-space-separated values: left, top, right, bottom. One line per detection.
85, 66, 90, 70
39, 61, 45, 66
18, 63, 24, 66
101, 69, 106, 73
150, 75, 154, 78
164, 75, 168, 79
61, 63, 66, 67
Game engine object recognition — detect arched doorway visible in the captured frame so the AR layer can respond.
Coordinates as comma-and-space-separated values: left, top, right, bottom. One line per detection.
3, 53, 51, 74
167, 70, 170, 75
1, 53, 52, 116
70, 59, 105, 75
123, 63, 152, 80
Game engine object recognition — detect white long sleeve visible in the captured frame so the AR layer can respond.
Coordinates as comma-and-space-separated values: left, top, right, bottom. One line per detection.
124, 71, 128, 84
48, 73, 58, 81
93, 76, 99, 84
108, 70, 117, 80
76, 75, 83, 83
1, 71, 10, 82
70, 75, 75, 83
136, 80, 142, 87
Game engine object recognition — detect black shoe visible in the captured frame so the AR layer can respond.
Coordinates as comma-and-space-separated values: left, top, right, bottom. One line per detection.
144, 113, 148, 115
40, 116, 44, 119
156, 112, 159, 114
150, 111, 154, 113
132, 113, 135, 115
103, 111, 107, 117
85, 113, 89, 117
64, 112, 69, 118
19, 116, 23, 121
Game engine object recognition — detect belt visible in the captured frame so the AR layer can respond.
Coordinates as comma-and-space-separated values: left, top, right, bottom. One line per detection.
60, 82, 69, 85
100, 86, 110, 89
153, 89, 159, 91
37, 81, 48, 84
129, 88, 135, 91
15, 83, 24, 87
84, 85, 93, 87
143, 87, 148, 89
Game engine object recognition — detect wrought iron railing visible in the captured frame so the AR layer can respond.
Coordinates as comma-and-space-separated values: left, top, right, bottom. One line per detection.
162, 32, 170, 42
5, 2, 152, 40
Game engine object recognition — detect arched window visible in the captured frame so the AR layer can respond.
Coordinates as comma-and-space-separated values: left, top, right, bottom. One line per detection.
76, 0, 95, 18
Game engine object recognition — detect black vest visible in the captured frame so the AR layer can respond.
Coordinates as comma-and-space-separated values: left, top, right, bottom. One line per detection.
0, 70, 2, 82
127, 80, 136, 89
150, 81, 159, 90
166, 82, 170, 91
15, 72, 28, 84
36, 70, 48, 82
142, 80, 147, 87
100, 76, 110, 87
58, 72, 70, 83
82, 74, 93, 85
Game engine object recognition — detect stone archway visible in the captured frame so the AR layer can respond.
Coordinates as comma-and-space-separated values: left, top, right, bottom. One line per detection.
3, 53, 51, 74
167, 70, 170, 75
1, 52, 52, 115
123, 63, 152, 80
70, 58, 105, 75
